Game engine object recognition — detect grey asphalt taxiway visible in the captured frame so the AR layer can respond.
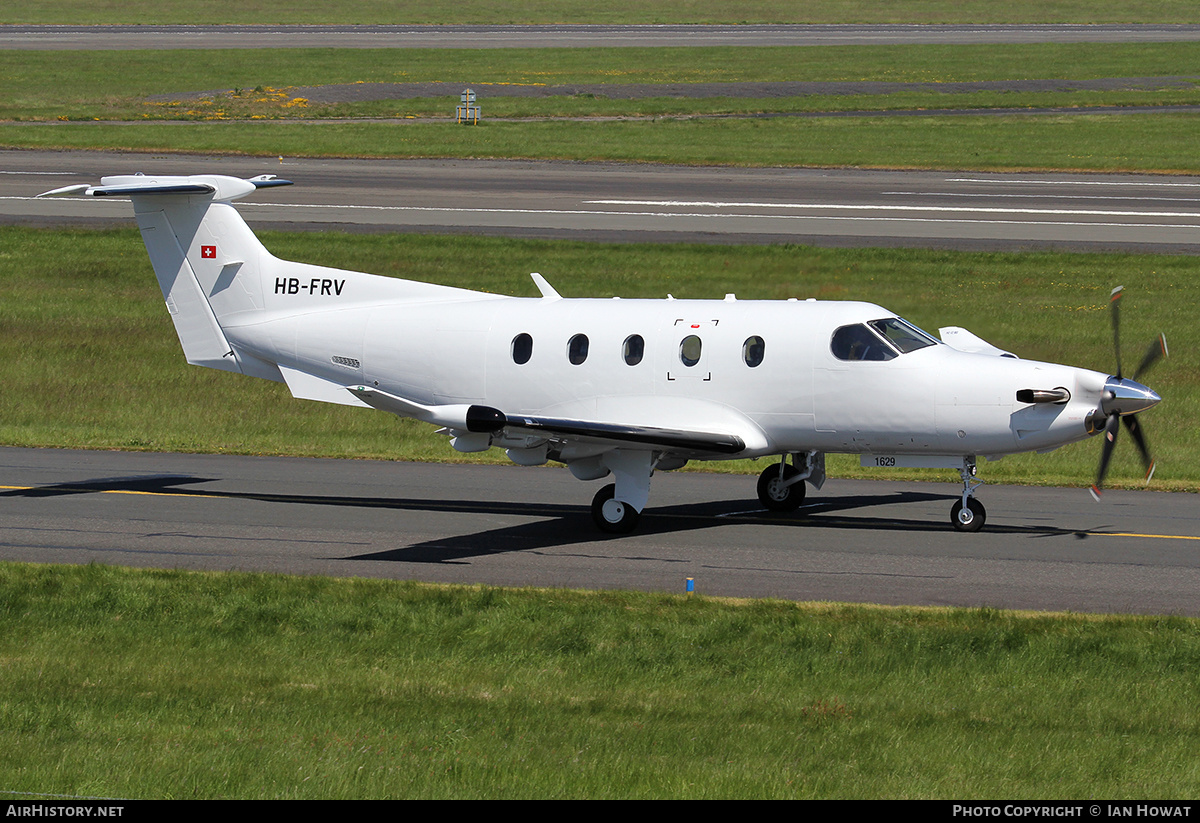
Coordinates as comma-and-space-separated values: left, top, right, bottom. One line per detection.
3, 447, 1198, 615
8, 150, 1200, 252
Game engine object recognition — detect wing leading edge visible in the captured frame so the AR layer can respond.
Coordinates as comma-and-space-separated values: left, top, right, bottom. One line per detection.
464, 405, 747, 455
346, 385, 761, 457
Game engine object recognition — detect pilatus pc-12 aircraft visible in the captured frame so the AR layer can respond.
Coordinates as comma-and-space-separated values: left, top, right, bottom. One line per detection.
40, 173, 1166, 534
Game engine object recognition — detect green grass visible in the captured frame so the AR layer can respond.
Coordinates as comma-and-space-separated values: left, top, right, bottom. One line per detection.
1, 562, 1198, 799
5, 113, 1200, 174
5, 43, 1200, 121
5, 44, 1199, 172
2, 227, 1194, 490
248, 86, 1200, 121
6, 0, 1200, 25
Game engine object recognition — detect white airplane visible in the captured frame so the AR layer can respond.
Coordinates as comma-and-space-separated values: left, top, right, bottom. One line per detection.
39, 173, 1166, 534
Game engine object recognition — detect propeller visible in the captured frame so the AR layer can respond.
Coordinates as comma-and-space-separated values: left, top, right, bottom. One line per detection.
1090, 286, 1167, 500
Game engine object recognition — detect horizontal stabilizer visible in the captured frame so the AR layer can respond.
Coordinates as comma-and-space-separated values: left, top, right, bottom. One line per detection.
38, 174, 291, 202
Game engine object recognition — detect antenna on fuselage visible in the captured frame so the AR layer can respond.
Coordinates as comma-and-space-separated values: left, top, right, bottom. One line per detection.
530, 273, 561, 300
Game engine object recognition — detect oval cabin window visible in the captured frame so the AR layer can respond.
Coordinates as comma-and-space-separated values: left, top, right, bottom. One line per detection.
679, 335, 702, 367
743, 336, 765, 367
623, 334, 645, 366
568, 333, 589, 365
511, 333, 533, 365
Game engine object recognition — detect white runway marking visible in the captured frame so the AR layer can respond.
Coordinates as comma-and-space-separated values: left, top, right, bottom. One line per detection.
884, 191, 1200, 204
10, 194, 1200, 231
947, 177, 1200, 188
584, 198, 1200, 219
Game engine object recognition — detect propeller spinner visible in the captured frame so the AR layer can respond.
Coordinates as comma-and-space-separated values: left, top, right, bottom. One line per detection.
1090, 286, 1167, 500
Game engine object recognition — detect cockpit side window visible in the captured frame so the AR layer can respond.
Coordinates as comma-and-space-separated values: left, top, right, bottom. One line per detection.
868, 317, 938, 354
831, 323, 897, 362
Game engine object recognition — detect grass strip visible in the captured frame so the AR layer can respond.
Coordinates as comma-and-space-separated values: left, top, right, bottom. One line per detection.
4, 113, 1200, 174
4, 44, 1200, 121
6, 0, 1200, 25
2, 42, 1200, 121
2, 227, 1194, 489
26, 89, 1200, 124
5, 44, 1199, 173
0, 562, 1198, 799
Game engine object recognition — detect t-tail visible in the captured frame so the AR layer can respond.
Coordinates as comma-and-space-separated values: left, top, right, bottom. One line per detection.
41, 174, 296, 375
38, 173, 480, 388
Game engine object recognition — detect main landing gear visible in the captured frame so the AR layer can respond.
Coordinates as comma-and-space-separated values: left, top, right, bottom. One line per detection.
951, 457, 986, 532
757, 462, 806, 510
592, 483, 639, 534
756, 451, 824, 512
588, 450, 654, 534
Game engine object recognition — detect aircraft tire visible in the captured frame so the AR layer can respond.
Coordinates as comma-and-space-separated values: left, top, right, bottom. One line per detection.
757, 463, 806, 511
950, 498, 986, 532
591, 483, 640, 534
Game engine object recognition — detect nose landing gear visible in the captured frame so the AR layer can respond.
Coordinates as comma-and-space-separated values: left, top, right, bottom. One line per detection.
951, 457, 985, 532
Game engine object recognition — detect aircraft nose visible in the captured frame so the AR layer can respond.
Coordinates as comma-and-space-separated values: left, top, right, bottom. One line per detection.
1101, 376, 1161, 416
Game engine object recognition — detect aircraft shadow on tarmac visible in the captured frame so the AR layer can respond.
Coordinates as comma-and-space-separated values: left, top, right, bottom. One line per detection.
4, 473, 1105, 563
351, 492, 1100, 565
1, 474, 211, 497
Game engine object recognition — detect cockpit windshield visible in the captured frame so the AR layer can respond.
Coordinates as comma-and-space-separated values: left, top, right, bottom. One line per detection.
868, 317, 939, 354
831, 317, 939, 362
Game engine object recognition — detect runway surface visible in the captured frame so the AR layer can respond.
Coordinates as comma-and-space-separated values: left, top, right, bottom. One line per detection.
5, 24, 1200, 50
3, 447, 1197, 615
7, 150, 1200, 252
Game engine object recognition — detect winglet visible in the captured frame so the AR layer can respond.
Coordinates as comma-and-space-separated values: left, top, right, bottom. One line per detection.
36, 184, 91, 198
248, 175, 294, 189
530, 273, 561, 300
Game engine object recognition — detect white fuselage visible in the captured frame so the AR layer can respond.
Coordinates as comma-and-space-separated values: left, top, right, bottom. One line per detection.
224, 292, 1107, 462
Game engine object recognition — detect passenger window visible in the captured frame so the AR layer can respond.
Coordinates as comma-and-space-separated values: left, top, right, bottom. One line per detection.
831, 324, 896, 362
743, 335, 765, 367
623, 334, 644, 366
568, 333, 589, 365
679, 335, 702, 367
511, 333, 533, 365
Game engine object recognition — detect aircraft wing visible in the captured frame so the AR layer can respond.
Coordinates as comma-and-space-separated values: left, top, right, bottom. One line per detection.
464, 405, 749, 455
347, 386, 768, 457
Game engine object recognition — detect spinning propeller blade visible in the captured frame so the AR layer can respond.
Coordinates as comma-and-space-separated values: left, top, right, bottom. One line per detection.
1132, 333, 1168, 383
1110, 286, 1123, 379
1091, 287, 1165, 498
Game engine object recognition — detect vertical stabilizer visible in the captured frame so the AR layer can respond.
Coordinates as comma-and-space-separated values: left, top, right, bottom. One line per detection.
40, 174, 289, 374
38, 173, 491, 388
135, 201, 241, 372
